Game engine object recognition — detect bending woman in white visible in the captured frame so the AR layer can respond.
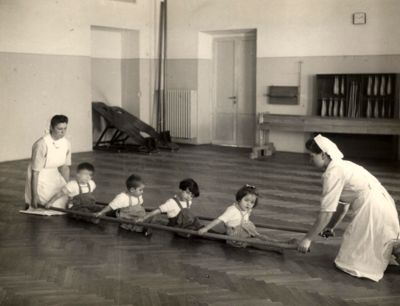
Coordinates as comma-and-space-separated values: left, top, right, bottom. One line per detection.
297, 134, 400, 282
24, 115, 71, 213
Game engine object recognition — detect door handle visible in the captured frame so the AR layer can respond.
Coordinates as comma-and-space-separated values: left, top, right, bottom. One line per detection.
228, 96, 237, 104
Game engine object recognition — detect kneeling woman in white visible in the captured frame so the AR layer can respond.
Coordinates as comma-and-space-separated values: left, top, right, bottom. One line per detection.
24, 115, 71, 212
298, 134, 400, 282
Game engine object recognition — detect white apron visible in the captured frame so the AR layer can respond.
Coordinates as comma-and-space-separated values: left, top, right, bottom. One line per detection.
322, 160, 400, 282
24, 134, 69, 211
335, 181, 399, 282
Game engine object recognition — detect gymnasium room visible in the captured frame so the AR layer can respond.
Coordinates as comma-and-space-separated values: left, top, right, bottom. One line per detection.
1, 0, 400, 305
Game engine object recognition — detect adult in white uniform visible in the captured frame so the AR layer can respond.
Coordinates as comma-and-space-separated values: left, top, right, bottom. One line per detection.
297, 134, 400, 282
24, 115, 71, 210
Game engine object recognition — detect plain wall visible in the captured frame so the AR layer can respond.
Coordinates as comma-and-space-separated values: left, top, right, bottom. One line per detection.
164, 0, 400, 151
2, 0, 400, 161
0, 0, 158, 162
91, 26, 141, 142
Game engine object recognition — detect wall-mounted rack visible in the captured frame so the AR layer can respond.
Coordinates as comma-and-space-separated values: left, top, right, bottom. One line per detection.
265, 86, 298, 105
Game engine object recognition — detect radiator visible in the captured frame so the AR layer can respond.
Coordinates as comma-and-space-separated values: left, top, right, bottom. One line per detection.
164, 89, 197, 139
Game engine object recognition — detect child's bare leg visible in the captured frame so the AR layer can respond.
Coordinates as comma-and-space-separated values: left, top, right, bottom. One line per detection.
259, 234, 298, 244
248, 243, 283, 254
228, 237, 284, 254
147, 214, 169, 226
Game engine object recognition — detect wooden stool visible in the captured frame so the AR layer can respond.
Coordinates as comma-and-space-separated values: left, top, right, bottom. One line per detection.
250, 143, 275, 159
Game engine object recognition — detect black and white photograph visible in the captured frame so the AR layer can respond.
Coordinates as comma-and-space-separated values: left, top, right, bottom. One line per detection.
1, 0, 400, 305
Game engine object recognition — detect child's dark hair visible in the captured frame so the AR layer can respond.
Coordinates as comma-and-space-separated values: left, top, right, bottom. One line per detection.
77, 162, 95, 173
305, 138, 323, 154
236, 185, 259, 207
50, 114, 68, 128
126, 174, 143, 190
179, 178, 200, 197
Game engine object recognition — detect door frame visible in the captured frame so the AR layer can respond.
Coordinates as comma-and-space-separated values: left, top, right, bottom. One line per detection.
211, 32, 256, 147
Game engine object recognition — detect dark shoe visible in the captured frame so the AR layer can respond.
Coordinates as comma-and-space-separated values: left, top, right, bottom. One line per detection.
393, 242, 400, 263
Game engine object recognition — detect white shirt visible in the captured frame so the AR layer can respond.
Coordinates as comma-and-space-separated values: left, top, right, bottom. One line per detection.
218, 204, 251, 228
320, 159, 385, 212
109, 192, 143, 210
31, 134, 71, 171
159, 197, 192, 218
63, 179, 96, 197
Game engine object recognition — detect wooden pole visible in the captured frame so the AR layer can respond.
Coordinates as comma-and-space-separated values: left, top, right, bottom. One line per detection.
94, 201, 308, 234
45, 206, 297, 253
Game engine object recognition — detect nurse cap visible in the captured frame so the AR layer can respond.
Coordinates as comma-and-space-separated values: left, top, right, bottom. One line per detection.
314, 134, 344, 160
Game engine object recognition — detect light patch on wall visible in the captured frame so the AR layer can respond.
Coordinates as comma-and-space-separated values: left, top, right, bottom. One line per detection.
91, 25, 139, 59
198, 32, 213, 59
199, 29, 256, 59
91, 26, 122, 59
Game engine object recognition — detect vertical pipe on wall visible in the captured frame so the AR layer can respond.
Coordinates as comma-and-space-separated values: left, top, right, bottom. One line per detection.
156, 1, 164, 132
162, 0, 168, 132
151, 0, 159, 127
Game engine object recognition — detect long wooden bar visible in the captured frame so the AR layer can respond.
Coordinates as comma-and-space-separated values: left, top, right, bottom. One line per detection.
96, 201, 309, 233
46, 206, 297, 252
259, 114, 400, 135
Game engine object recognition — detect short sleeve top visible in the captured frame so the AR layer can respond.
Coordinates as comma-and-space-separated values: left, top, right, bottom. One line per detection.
320, 159, 385, 212
31, 135, 71, 171
218, 204, 251, 227
159, 197, 192, 218
109, 192, 144, 210
63, 180, 96, 197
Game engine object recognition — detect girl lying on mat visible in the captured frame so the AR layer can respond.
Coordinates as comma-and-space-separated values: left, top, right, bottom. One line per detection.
138, 178, 203, 237
45, 162, 102, 223
198, 185, 297, 249
94, 174, 152, 237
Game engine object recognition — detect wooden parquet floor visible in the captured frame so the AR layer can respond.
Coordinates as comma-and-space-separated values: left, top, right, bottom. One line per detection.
1, 145, 400, 306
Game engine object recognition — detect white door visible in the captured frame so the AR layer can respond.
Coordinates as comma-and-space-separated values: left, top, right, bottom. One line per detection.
212, 35, 256, 147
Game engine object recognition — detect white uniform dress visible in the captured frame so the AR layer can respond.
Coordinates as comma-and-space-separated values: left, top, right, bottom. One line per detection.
24, 134, 71, 210
320, 159, 400, 282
